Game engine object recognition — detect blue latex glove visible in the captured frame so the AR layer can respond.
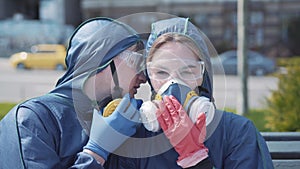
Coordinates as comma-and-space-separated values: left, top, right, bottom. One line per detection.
84, 93, 142, 160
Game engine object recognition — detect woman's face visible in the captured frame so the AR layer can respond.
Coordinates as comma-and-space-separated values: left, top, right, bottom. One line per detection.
148, 41, 203, 92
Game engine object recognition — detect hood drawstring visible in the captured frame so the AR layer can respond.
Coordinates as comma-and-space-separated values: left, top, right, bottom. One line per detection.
109, 61, 123, 99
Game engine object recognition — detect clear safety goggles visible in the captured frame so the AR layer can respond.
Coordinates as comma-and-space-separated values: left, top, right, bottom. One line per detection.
147, 59, 205, 81
118, 50, 146, 74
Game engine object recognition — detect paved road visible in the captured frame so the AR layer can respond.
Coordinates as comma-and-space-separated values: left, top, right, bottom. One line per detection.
0, 58, 278, 109
0, 58, 64, 102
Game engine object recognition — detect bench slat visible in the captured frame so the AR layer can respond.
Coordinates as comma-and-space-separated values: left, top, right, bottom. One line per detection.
262, 132, 300, 141
267, 141, 300, 159
273, 160, 300, 169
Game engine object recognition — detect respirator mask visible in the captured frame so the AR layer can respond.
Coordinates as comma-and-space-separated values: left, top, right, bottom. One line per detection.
140, 78, 215, 132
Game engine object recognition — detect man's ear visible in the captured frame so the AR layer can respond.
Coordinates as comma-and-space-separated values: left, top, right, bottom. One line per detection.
83, 75, 97, 100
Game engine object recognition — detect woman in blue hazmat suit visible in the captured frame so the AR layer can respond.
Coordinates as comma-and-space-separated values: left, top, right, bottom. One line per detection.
0, 17, 147, 168
100, 17, 274, 169
143, 18, 273, 169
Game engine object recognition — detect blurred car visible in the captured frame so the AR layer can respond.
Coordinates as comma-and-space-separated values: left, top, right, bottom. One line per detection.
212, 50, 276, 76
9, 44, 67, 70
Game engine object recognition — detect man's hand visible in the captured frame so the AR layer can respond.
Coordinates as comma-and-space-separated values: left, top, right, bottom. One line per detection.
84, 93, 142, 162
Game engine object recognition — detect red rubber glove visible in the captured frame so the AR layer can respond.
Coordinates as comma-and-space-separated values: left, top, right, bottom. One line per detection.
156, 95, 209, 168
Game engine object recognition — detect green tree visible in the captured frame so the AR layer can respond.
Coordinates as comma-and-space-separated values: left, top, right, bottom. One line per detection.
265, 66, 300, 131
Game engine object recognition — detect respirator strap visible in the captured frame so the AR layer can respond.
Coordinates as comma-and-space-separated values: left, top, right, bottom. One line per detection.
97, 96, 113, 110
183, 91, 198, 108
155, 90, 198, 105
110, 61, 123, 99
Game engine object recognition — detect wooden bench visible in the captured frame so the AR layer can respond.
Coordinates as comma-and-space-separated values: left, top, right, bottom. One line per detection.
261, 132, 300, 169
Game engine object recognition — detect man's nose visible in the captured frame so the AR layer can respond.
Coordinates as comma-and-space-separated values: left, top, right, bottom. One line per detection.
138, 72, 147, 83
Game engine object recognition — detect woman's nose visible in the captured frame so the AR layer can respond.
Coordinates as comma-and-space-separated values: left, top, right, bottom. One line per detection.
170, 71, 180, 80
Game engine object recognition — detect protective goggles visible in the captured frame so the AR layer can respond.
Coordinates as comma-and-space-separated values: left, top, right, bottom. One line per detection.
118, 50, 146, 74
147, 59, 205, 81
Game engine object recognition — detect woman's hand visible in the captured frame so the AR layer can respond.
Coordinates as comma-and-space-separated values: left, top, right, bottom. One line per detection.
156, 95, 209, 168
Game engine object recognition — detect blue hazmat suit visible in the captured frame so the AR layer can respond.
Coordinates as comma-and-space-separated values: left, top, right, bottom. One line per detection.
0, 17, 143, 168
0, 17, 274, 169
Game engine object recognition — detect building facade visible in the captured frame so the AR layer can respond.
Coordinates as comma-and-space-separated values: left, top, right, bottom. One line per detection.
0, 0, 299, 57
81, 0, 300, 57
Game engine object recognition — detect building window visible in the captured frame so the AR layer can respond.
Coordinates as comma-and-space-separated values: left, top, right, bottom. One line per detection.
250, 11, 263, 25
249, 11, 264, 47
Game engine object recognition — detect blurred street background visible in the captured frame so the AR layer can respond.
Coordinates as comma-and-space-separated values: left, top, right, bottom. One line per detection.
1, 0, 300, 58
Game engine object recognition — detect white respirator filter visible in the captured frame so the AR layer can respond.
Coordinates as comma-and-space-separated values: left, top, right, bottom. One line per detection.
187, 96, 215, 125
140, 79, 215, 132
140, 100, 161, 132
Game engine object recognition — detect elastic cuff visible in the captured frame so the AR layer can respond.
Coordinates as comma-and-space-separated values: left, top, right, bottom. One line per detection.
84, 140, 109, 161
177, 148, 209, 168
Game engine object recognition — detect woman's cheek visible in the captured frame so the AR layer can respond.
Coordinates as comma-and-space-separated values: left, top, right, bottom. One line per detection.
151, 80, 164, 93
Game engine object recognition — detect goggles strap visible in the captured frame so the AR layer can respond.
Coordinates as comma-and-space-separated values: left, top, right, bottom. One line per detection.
95, 96, 113, 111
145, 67, 156, 99
110, 61, 123, 99
197, 71, 214, 102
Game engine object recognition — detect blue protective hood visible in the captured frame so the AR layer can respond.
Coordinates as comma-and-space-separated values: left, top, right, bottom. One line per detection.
146, 17, 215, 102
50, 17, 142, 133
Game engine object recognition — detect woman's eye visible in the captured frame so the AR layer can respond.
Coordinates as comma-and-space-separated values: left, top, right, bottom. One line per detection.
180, 69, 193, 75
181, 71, 193, 75
156, 70, 169, 76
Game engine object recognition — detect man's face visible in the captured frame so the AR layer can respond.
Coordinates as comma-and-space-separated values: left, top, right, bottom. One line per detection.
113, 50, 147, 98
85, 49, 146, 101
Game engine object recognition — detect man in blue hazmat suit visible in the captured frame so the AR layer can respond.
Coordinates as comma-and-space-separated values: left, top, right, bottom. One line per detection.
0, 17, 147, 168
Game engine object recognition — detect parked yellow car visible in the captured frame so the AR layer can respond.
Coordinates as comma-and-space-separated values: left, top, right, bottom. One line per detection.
9, 44, 67, 70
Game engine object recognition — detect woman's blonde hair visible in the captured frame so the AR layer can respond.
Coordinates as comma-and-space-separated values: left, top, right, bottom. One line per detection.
147, 33, 203, 62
